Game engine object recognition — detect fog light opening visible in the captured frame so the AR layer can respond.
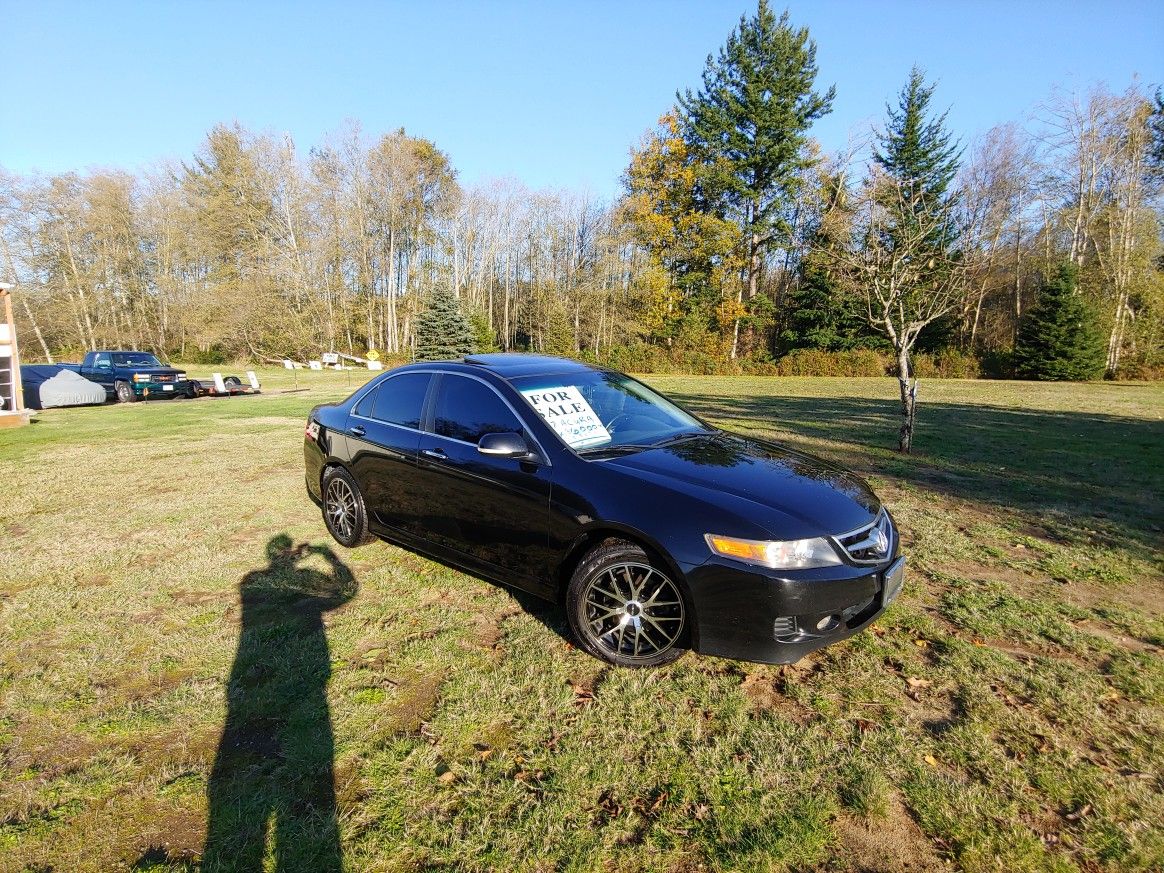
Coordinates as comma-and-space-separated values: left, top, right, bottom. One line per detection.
816, 615, 840, 632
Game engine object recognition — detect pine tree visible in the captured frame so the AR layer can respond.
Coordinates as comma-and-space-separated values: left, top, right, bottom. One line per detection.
1014, 263, 1105, 381
469, 313, 500, 353
873, 68, 965, 357
414, 287, 476, 361
875, 68, 961, 207
834, 68, 965, 452
779, 259, 872, 352
677, 1, 834, 354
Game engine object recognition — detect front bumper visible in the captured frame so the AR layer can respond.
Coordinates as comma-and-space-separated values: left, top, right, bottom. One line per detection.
137, 380, 185, 398
684, 555, 905, 664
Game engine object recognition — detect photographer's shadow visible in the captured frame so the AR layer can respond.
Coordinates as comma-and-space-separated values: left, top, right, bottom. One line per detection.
203, 534, 356, 873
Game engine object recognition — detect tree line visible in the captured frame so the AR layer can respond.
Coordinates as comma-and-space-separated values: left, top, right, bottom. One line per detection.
2, 2, 1161, 401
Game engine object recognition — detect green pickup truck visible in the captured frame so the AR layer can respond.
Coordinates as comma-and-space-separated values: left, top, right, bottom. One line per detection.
61, 351, 191, 402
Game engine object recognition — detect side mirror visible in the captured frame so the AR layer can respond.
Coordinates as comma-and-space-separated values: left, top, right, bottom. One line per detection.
478, 431, 530, 459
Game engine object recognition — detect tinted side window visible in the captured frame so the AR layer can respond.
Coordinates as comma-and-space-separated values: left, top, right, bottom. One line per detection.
353, 386, 376, 418
368, 373, 431, 428
434, 376, 522, 444
94, 352, 111, 369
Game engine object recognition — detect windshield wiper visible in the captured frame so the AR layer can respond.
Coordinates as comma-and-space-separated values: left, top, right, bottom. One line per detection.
577, 430, 709, 458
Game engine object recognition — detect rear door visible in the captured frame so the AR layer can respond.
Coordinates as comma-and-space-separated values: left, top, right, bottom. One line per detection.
416, 373, 553, 580
345, 372, 433, 534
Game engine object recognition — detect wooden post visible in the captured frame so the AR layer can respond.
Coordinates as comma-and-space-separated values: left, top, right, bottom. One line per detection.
0, 285, 30, 427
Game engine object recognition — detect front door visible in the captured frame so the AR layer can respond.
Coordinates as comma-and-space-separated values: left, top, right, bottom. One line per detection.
416, 374, 552, 583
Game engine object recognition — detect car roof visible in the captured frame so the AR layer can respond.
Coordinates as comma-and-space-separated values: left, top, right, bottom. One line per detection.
461, 353, 600, 379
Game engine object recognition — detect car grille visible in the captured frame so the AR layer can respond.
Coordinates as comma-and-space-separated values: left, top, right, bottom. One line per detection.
156, 374, 174, 383
835, 509, 893, 565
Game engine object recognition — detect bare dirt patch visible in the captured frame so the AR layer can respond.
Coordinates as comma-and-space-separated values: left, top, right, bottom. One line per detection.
740, 667, 816, 725
122, 803, 207, 869
3, 718, 100, 778
833, 793, 945, 872
112, 725, 220, 770
1074, 619, 1160, 653
937, 555, 1164, 623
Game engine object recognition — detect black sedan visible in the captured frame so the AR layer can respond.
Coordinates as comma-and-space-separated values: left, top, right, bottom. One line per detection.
303, 354, 904, 667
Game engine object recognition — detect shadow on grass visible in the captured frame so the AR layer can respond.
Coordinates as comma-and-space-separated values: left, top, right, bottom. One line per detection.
199, 534, 357, 873
672, 392, 1164, 555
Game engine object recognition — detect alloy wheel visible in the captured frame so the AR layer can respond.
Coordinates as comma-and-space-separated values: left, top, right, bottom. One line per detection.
326, 477, 357, 541
581, 562, 685, 662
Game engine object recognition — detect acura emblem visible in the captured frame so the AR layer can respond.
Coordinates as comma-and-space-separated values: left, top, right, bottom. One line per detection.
873, 527, 889, 555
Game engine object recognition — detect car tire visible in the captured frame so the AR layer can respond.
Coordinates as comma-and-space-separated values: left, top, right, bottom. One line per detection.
115, 381, 136, 403
566, 541, 688, 668
321, 466, 376, 548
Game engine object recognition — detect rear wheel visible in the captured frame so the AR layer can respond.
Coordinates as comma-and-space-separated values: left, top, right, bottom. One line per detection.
115, 381, 136, 403
321, 466, 375, 548
566, 542, 688, 667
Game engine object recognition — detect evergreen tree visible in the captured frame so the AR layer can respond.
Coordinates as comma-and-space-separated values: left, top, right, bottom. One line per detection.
414, 287, 476, 361
677, 1, 834, 340
469, 313, 500, 353
1014, 263, 1105, 381
873, 68, 964, 355
1149, 87, 1164, 172
779, 259, 872, 352
838, 69, 965, 452
875, 67, 962, 214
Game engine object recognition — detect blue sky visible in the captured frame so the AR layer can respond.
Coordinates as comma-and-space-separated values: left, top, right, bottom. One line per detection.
2, 0, 1161, 199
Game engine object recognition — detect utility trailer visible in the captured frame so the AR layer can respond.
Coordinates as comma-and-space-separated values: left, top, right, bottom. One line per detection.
187, 371, 262, 398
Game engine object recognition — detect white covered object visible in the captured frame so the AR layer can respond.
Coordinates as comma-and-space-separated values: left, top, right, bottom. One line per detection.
36, 369, 107, 409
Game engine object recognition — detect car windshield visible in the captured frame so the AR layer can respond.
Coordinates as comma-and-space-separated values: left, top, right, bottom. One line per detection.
510, 370, 709, 455
111, 353, 163, 368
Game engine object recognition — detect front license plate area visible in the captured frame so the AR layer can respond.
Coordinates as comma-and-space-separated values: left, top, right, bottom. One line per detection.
881, 557, 905, 607
162, 384, 174, 391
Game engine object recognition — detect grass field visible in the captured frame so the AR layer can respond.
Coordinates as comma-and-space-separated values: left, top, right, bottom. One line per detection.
1, 368, 1162, 873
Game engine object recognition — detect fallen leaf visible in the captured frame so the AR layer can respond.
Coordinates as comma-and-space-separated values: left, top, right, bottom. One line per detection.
438, 771, 456, 785
914, 639, 929, 649
923, 754, 939, 767
906, 676, 932, 689
1065, 803, 1092, 821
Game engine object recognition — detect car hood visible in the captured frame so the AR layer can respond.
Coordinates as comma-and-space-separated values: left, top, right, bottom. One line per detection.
604, 432, 880, 539
127, 367, 185, 376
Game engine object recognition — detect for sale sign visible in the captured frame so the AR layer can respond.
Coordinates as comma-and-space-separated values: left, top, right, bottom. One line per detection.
519, 385, 610, 449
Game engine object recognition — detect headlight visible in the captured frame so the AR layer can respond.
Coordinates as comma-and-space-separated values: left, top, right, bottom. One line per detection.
176, 374, 188, 381
705, 533, 843, 569
132, 373, 150, 382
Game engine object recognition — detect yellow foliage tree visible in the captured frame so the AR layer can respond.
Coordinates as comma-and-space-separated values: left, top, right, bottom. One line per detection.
620, 113, 743, 355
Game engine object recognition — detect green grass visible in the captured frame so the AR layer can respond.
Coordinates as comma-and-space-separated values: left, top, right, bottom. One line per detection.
1, 370, 1162, 872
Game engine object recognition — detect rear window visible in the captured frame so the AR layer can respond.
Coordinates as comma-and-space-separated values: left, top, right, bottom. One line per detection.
364, 373, 431, 429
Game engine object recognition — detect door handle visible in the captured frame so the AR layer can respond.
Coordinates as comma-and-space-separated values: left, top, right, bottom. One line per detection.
349, 425, 366, 437
421, 448, 447, 460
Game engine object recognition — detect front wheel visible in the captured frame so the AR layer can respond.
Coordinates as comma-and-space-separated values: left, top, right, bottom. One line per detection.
321, 467, 376, 548
566, 542, 688, 667
114, 381, 136, 403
